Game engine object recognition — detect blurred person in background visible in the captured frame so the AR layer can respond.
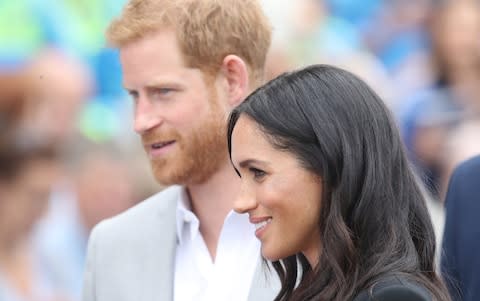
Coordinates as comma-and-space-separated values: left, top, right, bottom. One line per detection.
7, 48, 132, 301
0, 0, 126, 105
0, 133, 65, 301
262, 0, 393, 105
441, 155, 480, 301
0, 72, 29, 133
363, 0, 434, 103
286, 0, 362, 66
1, 48, 93, 146
0, 61, 75, 301
430, 0, 480, 181
33, 140, 140, 301
82, 0, 278, 300
20, 49, 94, 146
399, 0, 480, 199
263, 0, 365, 75
7, 48, 151, 301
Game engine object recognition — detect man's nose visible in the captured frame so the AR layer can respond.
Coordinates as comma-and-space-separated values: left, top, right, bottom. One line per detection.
134, 97, 163, 134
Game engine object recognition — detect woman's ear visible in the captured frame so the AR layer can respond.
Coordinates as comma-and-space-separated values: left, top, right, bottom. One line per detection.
220, 55, 249, 107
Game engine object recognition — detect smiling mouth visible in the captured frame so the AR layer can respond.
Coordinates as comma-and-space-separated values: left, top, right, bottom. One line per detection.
254, 218, 272, 231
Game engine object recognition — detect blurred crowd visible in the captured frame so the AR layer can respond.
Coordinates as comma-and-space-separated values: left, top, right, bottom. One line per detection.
1, 0, 480, 300
0, 49, 160, 300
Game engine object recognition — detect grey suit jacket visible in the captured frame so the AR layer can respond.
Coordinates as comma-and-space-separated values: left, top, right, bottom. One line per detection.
82, 186, 280, 301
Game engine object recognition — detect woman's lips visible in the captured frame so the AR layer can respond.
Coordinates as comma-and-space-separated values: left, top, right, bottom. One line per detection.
250, 216, 272, 239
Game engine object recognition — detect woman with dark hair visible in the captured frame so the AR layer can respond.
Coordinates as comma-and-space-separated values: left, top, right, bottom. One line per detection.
227, 65, 451, 301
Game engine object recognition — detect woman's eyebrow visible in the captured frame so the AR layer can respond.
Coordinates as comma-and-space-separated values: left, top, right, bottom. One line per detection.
238, 159, 268, 169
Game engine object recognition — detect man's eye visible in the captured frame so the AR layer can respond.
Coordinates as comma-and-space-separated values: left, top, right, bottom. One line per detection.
249, 167, 266, 179
153, 88, 174, 96
128, 90, 139, 101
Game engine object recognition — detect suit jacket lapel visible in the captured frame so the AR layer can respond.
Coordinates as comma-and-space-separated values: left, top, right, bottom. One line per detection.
139, 186, 179, 301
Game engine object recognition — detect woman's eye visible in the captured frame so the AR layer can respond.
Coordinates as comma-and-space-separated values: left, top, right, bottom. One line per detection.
250, 167, 266, 180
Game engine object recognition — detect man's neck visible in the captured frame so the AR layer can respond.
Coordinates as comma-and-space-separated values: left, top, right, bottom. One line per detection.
186, 163, 240, 261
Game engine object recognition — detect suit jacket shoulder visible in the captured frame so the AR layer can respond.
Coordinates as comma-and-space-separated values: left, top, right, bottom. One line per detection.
453, 155, 480, 179
83, 185, 181, 301
87, 185, 181, 254
91, 185, 181, 237
353, 276, 432, 301
446, 155, 480, 198
441, 155, 480, 301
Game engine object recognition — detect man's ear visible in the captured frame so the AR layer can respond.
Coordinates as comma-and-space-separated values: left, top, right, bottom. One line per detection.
220, 55, 249, 107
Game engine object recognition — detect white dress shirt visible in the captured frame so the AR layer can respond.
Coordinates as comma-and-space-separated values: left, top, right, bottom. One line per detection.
174, 189, 261, 301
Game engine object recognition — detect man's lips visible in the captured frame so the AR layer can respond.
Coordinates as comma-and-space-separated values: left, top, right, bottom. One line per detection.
151, 140, 175, 149
144, 140, 176, 158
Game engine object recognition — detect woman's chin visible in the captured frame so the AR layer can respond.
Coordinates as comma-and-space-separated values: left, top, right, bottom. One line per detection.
261, 249, 275, 261
261, 248, 285, 262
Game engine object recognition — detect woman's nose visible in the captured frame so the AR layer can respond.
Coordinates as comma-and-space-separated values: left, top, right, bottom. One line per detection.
233, 186, 258, 214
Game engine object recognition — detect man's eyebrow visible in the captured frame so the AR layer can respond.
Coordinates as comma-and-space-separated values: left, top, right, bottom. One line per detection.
146, 78, 184, 89
122, 83, 135, 91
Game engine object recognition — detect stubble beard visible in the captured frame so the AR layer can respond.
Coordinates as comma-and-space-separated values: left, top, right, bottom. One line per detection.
148, 103, 228, 186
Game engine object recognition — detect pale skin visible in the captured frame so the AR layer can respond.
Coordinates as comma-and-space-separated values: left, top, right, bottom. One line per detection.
120, 29, 252, 260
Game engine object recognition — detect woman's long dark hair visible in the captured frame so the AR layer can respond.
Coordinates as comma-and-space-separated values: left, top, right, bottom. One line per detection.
227, 65, 451, 301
